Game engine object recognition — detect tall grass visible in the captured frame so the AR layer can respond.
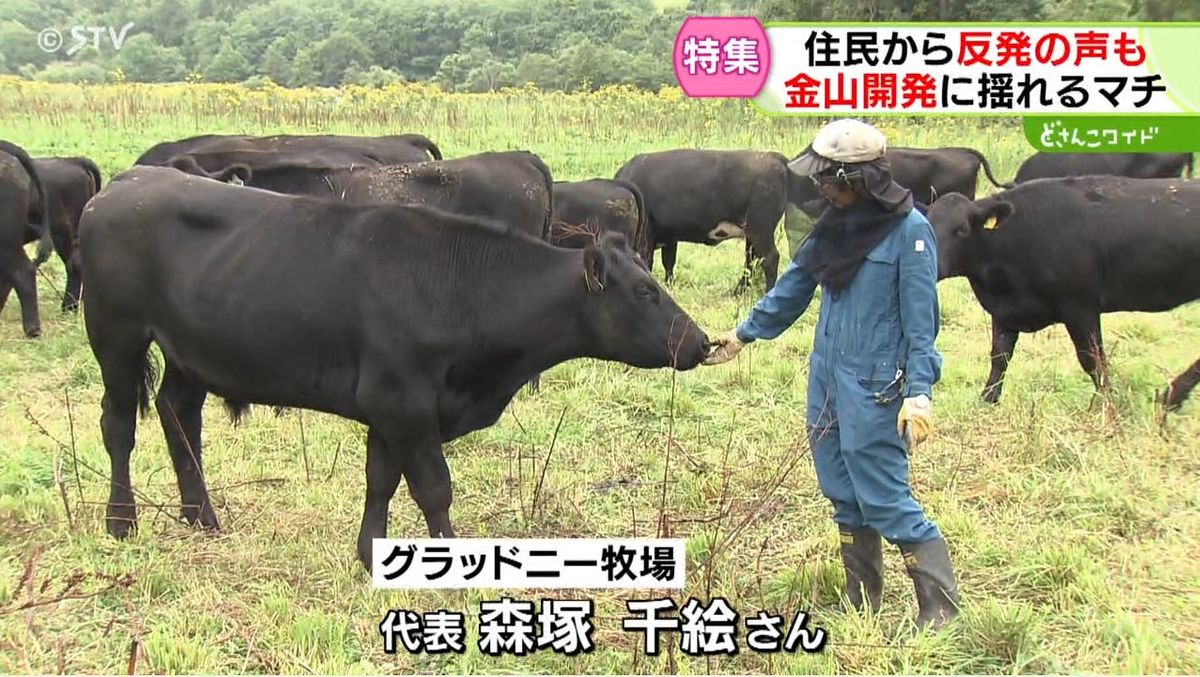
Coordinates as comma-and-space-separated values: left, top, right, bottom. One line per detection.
0, 78, 1197, 675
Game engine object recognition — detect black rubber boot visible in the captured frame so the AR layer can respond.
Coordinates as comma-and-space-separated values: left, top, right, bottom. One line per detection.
898, 537, 960, 632
837, 526, 883, 613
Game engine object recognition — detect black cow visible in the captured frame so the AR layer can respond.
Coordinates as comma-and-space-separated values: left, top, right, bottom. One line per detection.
1014, 152, 1194, 183
164, 147, 388, 180
175, 150, 556, 395
79, 166, 711, 570
30, 156, 103, 311
189, 150, 554, 241
787, 146, 1014, 220
0, 139, 52, 338
550, 178, 650, 267
615, 149, 789, 294
135, 132, 443, 167
926, 176, 1200, 413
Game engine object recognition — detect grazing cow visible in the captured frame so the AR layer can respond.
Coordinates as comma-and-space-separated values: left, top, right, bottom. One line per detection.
79, 166, 711, 570
787, 146, 1014, 220
30, 156, 103, 311
615, 149, 788, 293
0, 139, 52, 338
1014, 152, 1194, 183
134, 132, 443, 167
926, 176, 1200, 412
550, 178, 650, 267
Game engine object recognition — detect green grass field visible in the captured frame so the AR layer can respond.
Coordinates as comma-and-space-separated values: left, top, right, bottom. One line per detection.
1, 83, 1198, 674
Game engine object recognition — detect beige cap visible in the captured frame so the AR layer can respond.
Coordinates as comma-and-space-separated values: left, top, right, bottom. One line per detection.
787, 118, 888, 176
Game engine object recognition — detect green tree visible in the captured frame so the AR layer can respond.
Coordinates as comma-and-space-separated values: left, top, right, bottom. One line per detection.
513, 52, 558, 88
1132, 0, 1200, 19
182, 18, 230, 69
434, 47, 492, 92
203, 37, 252, 82
311, 30, 371, 86
288, 47, 320, 87
343, 64, 405, 87
0, 20, 54, 72
113, 33, 186, 82
0, 0, 67, 31
558, 37, 625, 91
1044, 0, 1133, 19
124, 0, 195, 48
34, 61, 109, 83
257, 37, 292, 83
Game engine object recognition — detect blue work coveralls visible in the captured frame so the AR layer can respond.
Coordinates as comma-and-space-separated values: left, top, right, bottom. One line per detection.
735, 207, 944, 545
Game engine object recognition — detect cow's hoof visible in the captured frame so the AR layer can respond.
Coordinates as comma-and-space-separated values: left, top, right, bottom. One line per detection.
980, 388, 1001, 404
106, 510, 138, 540
23, 326, 42, 339
1159, 386, 1182, 413
182, 504, 221, 531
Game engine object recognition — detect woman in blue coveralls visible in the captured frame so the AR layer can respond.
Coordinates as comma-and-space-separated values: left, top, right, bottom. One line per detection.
704, 119, 959, 632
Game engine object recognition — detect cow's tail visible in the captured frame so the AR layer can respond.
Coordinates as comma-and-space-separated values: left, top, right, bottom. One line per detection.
414, 135, 443, 161
614, 178, 651, 263
0, 140, 53, 267
71, 156, 104, 195
136, 345, 160, 420
527, 152, 555, 241
962, 147, 1015, 190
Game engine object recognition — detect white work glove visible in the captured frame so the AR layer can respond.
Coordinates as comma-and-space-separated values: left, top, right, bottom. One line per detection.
897, 394, 933, 448
703, 330, 744, 365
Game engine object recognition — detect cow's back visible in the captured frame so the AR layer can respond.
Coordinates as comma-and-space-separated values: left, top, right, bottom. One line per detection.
0, 152, 34, 220
887, 147, 985, 200
550, 179, 642, 249
977, 176, 1200, 311
1015, 152, 1190, 182
617, 149, 785, 224
343, 152, 552, 238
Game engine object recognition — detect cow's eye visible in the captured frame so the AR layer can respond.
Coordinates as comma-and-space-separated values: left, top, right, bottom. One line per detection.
635, 283, 654, 300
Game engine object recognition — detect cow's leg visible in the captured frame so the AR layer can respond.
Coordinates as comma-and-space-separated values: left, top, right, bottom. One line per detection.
1064, 312, 1110, 393
733, 241, 754, 296
0, 270, 12, 314
740, 201, 782, 294
357, 426, 405, 568
155, 361, 219, 531
661, 241, 678, 285
63, 247, 83, 312
1163, 356, 1200, 412
982, 321, 1020, 404
93, 335, 152, 539
0, 245, 41, 338
400, 432, 455, 540
58, 227, 83, 312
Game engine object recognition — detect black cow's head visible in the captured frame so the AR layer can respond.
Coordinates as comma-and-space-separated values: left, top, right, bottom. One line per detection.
579, 232, 709, 370
168, 155, 251, 185
926, 192, 1014, 280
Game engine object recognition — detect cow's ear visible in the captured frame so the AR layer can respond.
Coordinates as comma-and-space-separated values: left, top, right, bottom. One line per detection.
974, 200, 1014, 231
583, 244, 607, 292
223, 163, 252, 185
600, 230, 628, 251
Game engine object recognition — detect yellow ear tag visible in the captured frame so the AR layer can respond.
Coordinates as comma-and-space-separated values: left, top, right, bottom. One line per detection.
983, 215, 999, 230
